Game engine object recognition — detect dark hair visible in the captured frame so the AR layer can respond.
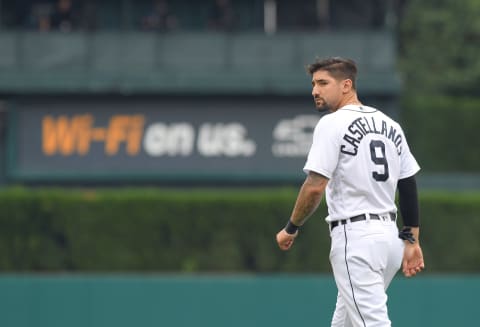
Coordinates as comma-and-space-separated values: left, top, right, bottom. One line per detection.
306, 57, 358, 89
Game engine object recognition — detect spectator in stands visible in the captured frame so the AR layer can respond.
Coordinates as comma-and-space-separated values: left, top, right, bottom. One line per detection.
49, 0, 78, 32
141, 0, 178, 32
315, 0, 330, 29
207, 0, 235, 31
26, 1, 53, 31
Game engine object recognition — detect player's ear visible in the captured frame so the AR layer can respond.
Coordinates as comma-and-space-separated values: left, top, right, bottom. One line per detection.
342, 79, 353, 93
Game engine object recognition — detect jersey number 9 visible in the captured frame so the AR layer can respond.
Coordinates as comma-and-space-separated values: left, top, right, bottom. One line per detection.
369, 140, 389, 182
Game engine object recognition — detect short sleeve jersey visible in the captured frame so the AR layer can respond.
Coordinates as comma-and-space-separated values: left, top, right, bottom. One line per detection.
303, 105, 420, 222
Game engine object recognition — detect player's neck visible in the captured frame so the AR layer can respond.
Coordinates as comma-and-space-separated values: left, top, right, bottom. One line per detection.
336, 93, 361, 110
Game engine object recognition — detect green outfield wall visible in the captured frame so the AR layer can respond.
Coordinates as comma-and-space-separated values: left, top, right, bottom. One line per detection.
0, 31, 399, 95
0, 275, 476, 327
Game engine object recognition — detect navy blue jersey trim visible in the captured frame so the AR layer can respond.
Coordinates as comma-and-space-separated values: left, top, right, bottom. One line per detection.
340, 108, 377, 113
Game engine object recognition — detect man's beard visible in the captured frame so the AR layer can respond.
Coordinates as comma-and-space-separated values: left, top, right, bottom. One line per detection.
314, 98, 331, 112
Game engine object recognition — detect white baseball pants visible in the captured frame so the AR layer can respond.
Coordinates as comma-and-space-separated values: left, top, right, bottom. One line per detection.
329, 216, 404, 327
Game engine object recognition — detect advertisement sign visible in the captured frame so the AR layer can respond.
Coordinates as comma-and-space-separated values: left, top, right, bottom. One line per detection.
7, 96, 321, 183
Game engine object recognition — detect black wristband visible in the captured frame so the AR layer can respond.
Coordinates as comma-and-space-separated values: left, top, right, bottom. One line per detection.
399, 227, 416, 244
284, 220, 300, 235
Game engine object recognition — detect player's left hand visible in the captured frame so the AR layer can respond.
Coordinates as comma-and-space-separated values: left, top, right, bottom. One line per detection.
276, 229, 298, 251
402, 243, 425, 277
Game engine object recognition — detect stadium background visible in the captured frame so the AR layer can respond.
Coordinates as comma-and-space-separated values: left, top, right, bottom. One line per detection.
0, 0, 479, 326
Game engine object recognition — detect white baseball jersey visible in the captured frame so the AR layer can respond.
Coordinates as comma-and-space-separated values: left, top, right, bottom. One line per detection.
303, 104, 420, 222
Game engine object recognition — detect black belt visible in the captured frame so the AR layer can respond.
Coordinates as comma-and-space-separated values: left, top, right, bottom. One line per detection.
330, 213, 396, 231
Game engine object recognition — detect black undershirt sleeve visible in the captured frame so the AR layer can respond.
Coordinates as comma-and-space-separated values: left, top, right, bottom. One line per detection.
397, 175, 419, 227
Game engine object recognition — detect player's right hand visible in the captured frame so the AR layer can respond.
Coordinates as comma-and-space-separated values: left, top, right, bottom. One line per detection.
276, 229, 298, 251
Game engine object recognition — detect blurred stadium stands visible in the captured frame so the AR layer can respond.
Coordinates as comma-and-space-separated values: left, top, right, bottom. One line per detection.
0, 0, 394, 32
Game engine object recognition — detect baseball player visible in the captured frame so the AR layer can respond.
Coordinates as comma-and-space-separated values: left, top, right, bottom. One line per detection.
276, 57, 424, 327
